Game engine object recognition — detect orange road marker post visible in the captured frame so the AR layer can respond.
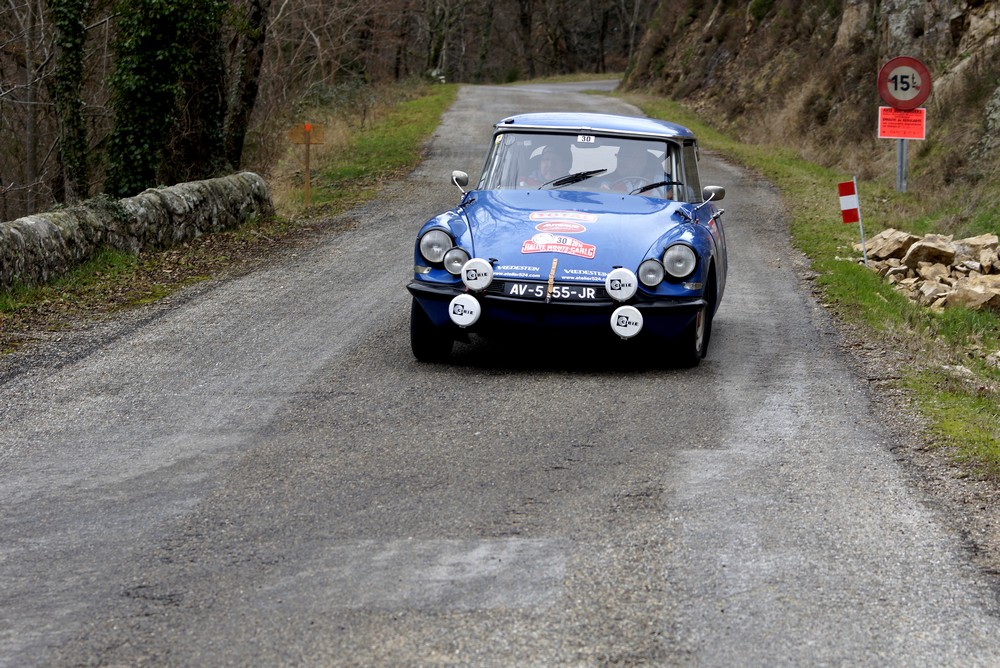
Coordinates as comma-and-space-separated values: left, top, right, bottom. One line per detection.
287, 123, 325, 206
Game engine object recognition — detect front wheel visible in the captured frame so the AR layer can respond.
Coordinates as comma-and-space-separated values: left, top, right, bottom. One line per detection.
675, 277, 715, 368
410, 298, 454, 362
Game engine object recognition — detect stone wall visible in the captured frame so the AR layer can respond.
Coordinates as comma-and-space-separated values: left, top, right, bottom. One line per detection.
0, 172, 273, 290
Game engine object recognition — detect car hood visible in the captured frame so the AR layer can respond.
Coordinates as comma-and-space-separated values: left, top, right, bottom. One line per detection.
462, 189, 689, 282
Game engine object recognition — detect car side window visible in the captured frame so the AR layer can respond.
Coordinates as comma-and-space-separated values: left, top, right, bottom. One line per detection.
681, 141, 702, 203
478, 134, 514, 189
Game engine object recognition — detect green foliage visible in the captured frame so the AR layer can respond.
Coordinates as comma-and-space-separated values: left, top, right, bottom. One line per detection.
104, 0, 228, 197
0, 248, 139, 314
302, 84, 459, 210
49, 0, 90, 201
105, 0, 186, 196
748, 0, 775, 23
160, 0, 228, 183
906, 370, 1000, 475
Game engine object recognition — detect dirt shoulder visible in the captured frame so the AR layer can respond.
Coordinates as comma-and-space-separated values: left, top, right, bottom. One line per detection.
810, 282, 1000, 579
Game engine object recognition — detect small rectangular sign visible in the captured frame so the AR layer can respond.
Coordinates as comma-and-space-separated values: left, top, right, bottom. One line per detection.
838, 180, 860, 224
878, 107, 926, 140
287, 123, 325, 145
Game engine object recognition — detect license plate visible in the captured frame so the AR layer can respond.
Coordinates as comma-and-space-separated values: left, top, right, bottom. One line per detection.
503, 282, 601, 301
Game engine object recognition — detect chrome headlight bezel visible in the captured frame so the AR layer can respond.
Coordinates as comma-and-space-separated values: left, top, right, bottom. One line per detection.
662, 244, 697, 280
418, 229, 453, 264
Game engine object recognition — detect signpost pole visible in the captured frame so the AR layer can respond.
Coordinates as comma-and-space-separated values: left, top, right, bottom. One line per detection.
304, 123, 312, 207
854, 176, 868, 266
896, 138, 908, 193
878, 56, 930, 193
287, 122, 324, 208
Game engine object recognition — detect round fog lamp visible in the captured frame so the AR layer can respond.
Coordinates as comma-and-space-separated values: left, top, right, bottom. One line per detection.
605, 268, 638, 302
449, 294, 481, 328
461, 258, 494, 291
610, 305, 643, 339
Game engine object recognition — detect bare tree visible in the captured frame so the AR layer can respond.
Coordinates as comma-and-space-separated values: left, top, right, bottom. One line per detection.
49, 0, 90, 203
0, 0, 657, 220
224, 0, 270, 168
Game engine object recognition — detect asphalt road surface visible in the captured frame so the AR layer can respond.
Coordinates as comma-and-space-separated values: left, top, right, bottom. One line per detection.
3, 82, 1000, 666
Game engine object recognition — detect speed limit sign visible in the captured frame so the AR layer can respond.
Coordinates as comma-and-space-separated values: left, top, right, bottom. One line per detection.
878, 57, 931, 110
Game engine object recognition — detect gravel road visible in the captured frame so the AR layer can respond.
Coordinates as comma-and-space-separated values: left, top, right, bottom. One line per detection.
2, 82, 999, 666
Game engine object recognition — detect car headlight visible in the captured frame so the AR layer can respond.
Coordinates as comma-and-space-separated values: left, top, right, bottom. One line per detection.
419, 229, 452, 264
662, 244, 697, 279
443, 247, 470, 275
638, 259, 665, 287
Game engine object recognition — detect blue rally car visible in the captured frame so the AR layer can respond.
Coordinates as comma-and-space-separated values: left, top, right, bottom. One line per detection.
407, 112, 727, 366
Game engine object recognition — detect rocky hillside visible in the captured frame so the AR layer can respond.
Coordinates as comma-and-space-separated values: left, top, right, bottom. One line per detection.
624, 0, 1000, 186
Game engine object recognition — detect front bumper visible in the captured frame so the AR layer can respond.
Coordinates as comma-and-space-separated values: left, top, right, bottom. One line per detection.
408, 279, 705, 339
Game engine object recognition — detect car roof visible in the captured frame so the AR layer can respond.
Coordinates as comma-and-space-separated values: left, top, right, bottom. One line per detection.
494, 112, 696, 141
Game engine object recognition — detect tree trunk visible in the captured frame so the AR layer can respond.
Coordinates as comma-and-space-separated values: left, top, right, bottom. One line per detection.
50, 0, 91, 203
105, 0, 185, 197
24, 0, 39, 211
224, 0, 270, 169
474, 2, 494, 83
517, 0, 535, 79
159, 0, 228, 184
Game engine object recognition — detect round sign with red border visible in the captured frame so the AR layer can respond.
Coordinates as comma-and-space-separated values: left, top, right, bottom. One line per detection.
878, 57, 931, 110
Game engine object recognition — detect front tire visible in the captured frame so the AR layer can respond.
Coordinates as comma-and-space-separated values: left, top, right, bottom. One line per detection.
410, 298, 454, 362
675, 275, 715, 368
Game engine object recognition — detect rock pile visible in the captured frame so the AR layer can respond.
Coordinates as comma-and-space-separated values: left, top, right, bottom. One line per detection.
855, 229, 1000, 312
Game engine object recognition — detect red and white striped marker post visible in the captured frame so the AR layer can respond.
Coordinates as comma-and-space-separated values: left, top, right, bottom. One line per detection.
838, 177, 868, 266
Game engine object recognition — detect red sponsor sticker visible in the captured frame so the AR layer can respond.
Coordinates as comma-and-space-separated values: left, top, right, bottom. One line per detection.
528, 211, 597, 224
521, 233, 597, 259
529, 211, 598, 223
535, 221, 587, 233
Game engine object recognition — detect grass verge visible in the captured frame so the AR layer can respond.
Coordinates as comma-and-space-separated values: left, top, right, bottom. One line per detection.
272, 83, 459, 216
629, 94, 1000, 477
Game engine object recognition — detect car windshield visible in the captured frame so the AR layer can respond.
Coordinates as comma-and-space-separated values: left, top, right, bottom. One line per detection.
478, 131, 689, 200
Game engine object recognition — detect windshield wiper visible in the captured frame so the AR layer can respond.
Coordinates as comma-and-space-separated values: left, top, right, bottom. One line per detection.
631, 179, 683, 196
539, 169, 607, 190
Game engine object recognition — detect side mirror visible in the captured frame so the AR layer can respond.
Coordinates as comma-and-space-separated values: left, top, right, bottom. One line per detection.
702, 185, 725, 202
452, 170, 469, 192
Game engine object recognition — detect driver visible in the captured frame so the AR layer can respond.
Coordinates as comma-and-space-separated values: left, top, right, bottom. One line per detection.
604, 143, 671, 197
519, 145, 570, 187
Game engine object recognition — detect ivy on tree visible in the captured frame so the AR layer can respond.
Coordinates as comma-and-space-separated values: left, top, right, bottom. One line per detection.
105, 0, 229, 197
